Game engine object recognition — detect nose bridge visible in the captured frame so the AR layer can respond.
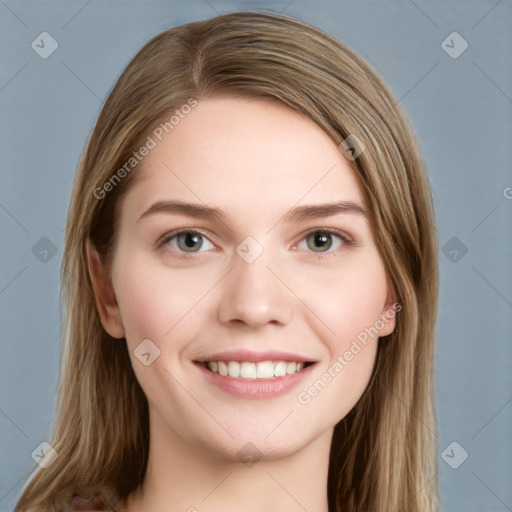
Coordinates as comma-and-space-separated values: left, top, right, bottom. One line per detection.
217, 237, 294, 327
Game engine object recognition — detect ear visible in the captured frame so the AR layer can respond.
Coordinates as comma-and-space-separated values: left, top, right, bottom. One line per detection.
377, 282, 399, 337
86, 240, 125, 339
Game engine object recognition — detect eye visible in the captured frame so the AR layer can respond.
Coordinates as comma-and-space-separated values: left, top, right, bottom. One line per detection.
160, 230, 215, 253
296, 229, 352, 253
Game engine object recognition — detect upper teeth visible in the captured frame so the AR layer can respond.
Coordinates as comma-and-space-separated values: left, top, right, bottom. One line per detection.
206, 361, 305, 379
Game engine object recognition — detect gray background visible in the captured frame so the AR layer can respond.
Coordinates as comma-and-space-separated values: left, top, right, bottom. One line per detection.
1, 1, 511, 511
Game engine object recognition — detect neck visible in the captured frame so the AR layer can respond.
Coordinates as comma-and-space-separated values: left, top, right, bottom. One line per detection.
123, 408, 332, 512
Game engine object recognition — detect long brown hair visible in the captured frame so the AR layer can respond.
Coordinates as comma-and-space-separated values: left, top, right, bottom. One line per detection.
15, 11, 438, 512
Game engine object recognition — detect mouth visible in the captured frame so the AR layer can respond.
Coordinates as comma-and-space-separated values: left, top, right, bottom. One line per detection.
197, 360, 315, 379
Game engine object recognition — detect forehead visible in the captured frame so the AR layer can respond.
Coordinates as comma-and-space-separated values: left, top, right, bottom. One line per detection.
120, 97, 365, 224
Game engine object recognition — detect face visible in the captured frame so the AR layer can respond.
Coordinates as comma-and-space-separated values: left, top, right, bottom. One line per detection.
91, 96, 397, 461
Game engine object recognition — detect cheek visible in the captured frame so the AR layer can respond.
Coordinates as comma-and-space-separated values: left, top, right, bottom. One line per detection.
111, 251, 213, 400
292, 253, 387, 417
295, 252, 389, 350
113, 264, 170, 344
112, 250, 222, 347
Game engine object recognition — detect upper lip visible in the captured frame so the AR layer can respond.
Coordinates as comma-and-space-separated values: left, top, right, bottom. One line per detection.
195, 349, 315, 363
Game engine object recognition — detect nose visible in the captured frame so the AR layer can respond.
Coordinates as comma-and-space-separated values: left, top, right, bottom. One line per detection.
217, 248, 294, 329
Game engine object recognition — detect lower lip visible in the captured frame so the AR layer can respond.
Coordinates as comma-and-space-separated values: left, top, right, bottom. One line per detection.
196, 363, 316, 400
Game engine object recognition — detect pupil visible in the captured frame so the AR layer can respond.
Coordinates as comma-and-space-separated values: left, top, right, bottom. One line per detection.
309, 232, 332, 251
180, 232, 201, 251
316, 233, 328, 247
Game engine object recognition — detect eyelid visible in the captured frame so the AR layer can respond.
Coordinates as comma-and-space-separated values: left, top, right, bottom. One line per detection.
156, 228, 218, 250
303, 226, 353, 240
293, 227, 355, 247
156, 226, 356, 255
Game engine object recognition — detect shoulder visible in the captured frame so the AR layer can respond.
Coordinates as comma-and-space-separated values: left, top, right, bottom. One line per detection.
65, 494, 116, 511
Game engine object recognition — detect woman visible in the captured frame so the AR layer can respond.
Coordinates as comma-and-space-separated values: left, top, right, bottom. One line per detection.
15, 10, 439, 512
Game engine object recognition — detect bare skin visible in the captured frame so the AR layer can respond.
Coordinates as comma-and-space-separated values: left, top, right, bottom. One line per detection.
88, 97, 396, 512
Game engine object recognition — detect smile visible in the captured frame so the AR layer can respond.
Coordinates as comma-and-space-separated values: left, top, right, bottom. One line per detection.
200, 360, 312, 379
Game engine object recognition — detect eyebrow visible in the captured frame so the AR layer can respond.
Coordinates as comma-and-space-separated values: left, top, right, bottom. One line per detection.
137, 199, 368, 224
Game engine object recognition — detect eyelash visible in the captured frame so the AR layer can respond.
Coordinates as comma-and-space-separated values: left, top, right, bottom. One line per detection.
156, 228, 355, 261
